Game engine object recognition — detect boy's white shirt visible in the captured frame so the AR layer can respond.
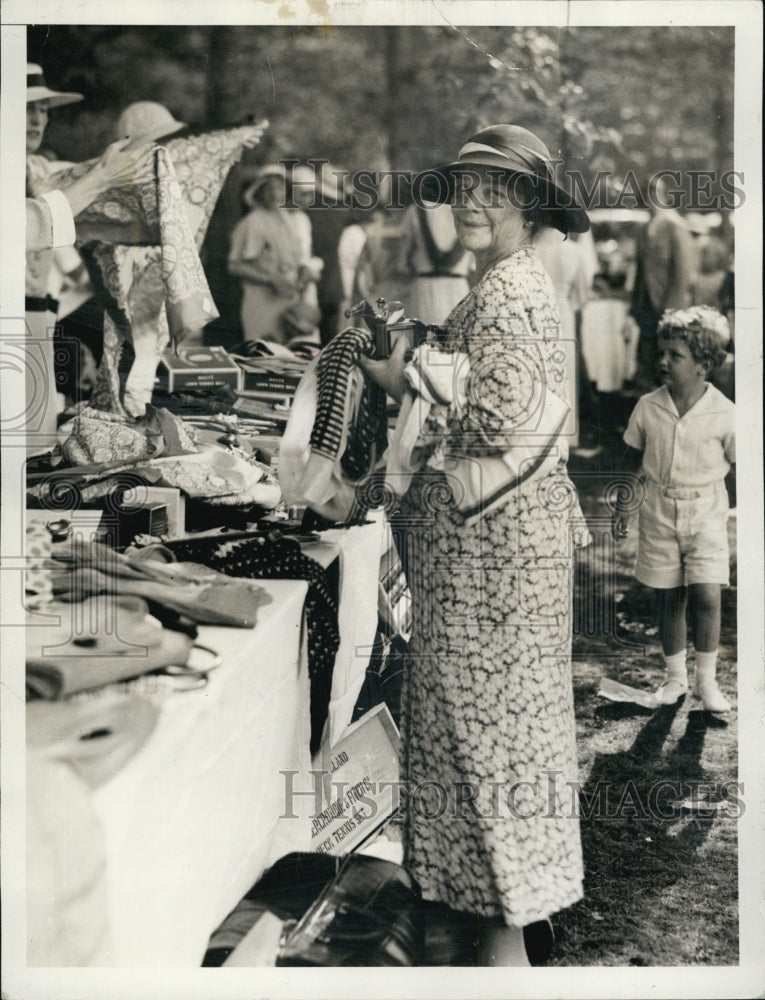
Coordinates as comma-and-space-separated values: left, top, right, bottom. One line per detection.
623, 383, 735, 489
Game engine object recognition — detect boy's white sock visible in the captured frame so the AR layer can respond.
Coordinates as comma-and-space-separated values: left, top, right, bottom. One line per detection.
694, 651, 731, 712
654, 650, 688, 705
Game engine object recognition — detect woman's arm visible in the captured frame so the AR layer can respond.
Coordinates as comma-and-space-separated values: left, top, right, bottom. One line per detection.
227, 259, 296, 298
357, 333, 409, 402
60, 139, 154, 218
26, 140, 154, 250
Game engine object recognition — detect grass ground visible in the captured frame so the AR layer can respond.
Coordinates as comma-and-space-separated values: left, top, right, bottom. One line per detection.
550, 408, 739, 966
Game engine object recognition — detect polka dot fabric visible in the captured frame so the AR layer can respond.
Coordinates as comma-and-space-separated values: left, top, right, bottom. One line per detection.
165, 534, 339, 755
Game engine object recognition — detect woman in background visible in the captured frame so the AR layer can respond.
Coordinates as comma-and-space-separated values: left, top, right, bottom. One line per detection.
228, 165, 307, 344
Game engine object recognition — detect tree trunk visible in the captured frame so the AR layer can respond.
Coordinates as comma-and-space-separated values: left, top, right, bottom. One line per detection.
205, 27, 247, 126
384, 26, 403, 170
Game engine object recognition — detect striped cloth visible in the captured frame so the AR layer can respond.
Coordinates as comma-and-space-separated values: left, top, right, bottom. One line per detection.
311, 326, 388, 480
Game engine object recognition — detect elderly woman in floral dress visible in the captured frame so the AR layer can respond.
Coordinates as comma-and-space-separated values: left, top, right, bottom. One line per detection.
360, 124, 591, 966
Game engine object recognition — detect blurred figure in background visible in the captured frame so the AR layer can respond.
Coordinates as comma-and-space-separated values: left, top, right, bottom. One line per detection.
627, 175, 695, 394
228, 165, 308, 344
396, 200, 473, 325
534, 226, 594, 450
337, 218, 368, 325
353, 204, 405, 307
291, 162, 360, 346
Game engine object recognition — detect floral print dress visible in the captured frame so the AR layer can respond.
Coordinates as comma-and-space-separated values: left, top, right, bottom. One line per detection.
398, 245, 589, 927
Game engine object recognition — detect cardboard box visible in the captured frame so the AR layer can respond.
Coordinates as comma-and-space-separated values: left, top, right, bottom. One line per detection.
310, 704, 400, 856
157, 346, 243, 393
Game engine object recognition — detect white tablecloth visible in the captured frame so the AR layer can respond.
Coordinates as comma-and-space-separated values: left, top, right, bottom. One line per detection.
27, 520, 384, 967
90, 577, 312, 966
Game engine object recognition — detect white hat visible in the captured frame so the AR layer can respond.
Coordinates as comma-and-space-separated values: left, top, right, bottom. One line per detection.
243, 164, 286, 208
26, 63, 83, 109
115, 101, 187, 143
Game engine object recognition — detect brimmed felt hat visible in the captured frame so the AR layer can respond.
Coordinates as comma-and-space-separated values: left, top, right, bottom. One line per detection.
26, 63, 83, 109
418, 124, 590, 234
243, 164, 287, 208
115, 101, 186, 144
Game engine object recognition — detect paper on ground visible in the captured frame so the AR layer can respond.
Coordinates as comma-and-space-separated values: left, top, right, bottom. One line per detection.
598, 676, 658, 710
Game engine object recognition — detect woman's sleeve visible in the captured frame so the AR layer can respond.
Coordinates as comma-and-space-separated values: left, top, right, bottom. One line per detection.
26, 192, 76, 251
228, 213, 265, 264
448, 283, 548, 456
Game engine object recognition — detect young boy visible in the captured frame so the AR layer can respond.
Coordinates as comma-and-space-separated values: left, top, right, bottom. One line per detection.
612, 306, 735, 711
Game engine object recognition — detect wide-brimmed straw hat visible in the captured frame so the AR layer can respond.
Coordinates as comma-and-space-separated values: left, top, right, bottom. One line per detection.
418, 124, 590, 234
243, 164, 287, 208
115, 101, 187, 144
26, 63, 83, 109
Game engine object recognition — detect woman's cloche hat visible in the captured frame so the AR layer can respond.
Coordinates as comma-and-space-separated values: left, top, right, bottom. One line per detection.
26, 63, 83, 108
115, 101, 187, 145
419, 124, 590, 234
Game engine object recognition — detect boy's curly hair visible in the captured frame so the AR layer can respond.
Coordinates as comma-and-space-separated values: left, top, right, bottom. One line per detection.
658, 306, 730, 369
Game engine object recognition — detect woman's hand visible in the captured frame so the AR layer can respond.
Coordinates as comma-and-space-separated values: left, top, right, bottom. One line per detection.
611, 512, 630, 540
271, 275, 298, 299
61, 139, 156, 219
93, 138, 156, 192
357, 332, 409, 403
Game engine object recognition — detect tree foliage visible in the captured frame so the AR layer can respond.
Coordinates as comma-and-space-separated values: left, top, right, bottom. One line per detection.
29, 24, 733, 203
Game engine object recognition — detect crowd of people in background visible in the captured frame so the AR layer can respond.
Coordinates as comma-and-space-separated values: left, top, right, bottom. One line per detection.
28, 62, 735, 461
22, 61, 739, 970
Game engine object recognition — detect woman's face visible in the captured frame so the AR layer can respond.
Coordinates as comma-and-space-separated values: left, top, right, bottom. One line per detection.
451, 170, 528, 264
26, 100, 50, 154
258, 176, 285, 210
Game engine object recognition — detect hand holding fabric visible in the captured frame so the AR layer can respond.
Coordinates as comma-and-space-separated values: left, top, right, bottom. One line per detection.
94, 137, 156, 191
357, 333, 409, 403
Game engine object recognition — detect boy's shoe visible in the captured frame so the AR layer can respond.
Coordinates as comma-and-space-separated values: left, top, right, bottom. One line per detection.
693, 680, 731, 713
651, 678, 688, 707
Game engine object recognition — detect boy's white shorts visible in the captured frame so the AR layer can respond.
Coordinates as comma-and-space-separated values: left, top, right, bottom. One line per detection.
635, 480, 730, 589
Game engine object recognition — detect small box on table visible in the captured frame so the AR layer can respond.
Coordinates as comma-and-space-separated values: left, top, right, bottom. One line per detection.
158, 346, 243, 393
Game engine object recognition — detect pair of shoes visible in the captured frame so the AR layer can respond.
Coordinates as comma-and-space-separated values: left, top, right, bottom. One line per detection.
651, 678, 688, 707
693, 680, 731, 713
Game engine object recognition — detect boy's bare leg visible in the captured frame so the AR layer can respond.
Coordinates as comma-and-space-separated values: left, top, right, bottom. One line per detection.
658, 586, 689, 656
688, 582, 722, 652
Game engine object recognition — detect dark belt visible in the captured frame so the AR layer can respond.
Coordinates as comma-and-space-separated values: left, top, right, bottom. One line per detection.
25, 295, 59, 313
415, 272, 465, 279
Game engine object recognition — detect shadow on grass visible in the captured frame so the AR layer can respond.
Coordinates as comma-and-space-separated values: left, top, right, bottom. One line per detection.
553, 702, 736, 965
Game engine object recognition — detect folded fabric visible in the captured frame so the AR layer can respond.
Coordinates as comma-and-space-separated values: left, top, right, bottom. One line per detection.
133, 449, 282, 508
61, 404, 197, 466
386, 344, 571, 525
26, 596, 193, 699
50, 539, 272, 628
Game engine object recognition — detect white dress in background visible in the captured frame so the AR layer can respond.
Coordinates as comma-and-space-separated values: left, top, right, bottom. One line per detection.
397, 202, 472, 325
534, 228, 590, 446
